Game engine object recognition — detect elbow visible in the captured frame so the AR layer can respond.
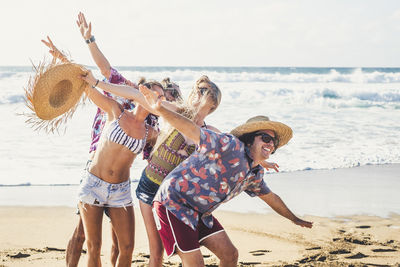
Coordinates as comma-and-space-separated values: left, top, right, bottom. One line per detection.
100, 68, 111, 80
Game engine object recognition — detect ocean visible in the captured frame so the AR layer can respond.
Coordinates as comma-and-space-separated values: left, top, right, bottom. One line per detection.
1, 66, 399, 216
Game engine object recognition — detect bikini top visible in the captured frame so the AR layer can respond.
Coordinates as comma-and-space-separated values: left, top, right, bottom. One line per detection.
107, 111, 148, 154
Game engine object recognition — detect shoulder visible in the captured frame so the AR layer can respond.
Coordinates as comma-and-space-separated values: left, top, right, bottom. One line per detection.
199, 129, 242, 153
108, 67, 127, 85
204, 124, 221, 133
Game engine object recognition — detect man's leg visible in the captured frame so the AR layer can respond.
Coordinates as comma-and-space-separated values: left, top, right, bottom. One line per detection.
66, 216, 86, 267
176, 248, 204, 267
200, 231, 238, 267
139, 201, 164, 267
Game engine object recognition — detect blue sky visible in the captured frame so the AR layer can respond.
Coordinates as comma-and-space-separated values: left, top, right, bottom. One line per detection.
2, 0, 400, 66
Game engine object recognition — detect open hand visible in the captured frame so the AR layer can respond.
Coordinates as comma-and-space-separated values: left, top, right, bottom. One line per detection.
261, 161, 279, 172
76, 12, 92, 40
41, 36, 68, 62
139, 85, 162, 111
293, 218, 313, 228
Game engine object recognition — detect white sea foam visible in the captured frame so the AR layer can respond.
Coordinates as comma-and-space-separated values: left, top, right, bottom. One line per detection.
0, 67, 399, 187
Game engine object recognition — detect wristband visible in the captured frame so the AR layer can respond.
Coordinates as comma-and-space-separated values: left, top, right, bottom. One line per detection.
85, 36, 96, 44
91, 79, 99, 88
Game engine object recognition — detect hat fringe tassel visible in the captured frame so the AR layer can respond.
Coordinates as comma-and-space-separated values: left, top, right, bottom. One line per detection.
23, 58, 87, 134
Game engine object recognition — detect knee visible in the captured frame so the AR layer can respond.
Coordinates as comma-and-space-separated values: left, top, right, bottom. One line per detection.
86, 239, 102, 255
221, 246, 238, 264
118, 242, 134, 255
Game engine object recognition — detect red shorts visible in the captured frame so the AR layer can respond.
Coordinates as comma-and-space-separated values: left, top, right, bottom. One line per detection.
152, 201, 224, 257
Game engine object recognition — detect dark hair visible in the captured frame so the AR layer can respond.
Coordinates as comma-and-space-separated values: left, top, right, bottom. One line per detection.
239, 131, 278, 154
137, 77, 163, 90
162, 77, 182, 101
238, 132, 258, 147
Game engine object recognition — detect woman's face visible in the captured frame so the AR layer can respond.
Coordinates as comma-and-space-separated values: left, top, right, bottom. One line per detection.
192, 81, 216, 113
151, 85, 164, 97
164, 84, 180, 102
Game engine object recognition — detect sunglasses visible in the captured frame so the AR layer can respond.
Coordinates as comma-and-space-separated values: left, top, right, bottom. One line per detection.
255, 132, 279, 148
198, 87, 209, 95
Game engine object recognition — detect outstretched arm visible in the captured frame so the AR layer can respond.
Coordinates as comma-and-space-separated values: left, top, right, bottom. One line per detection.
140, 85, 201, 144
259, 192, 313, 228
81, 73, 177, 115
77, 12, 111, 78
260, 161, 279, 172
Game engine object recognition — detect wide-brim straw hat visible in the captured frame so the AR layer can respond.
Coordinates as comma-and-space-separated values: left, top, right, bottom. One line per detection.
230, 115, 293, 149
24, 62, 88, 132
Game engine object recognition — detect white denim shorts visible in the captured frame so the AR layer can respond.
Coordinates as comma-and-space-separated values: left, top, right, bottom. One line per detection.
78, 171, 133, 208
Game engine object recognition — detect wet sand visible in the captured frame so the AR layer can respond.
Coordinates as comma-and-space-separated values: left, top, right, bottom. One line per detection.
0, 207, 399, 266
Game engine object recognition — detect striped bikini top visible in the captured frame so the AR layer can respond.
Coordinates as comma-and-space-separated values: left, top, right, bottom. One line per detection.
107, 111, 148, 154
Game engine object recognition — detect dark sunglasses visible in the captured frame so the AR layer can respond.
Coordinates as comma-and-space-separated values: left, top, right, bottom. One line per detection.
198, 87, 209, 95
255, 132, 279, 148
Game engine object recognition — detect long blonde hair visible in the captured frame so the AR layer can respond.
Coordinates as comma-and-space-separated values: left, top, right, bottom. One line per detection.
151, 75, 221, 156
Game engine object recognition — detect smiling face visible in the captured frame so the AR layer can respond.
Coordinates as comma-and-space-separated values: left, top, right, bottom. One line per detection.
151, 84, 164, 97
188, 79, 221, 117
248, 129, 276, 164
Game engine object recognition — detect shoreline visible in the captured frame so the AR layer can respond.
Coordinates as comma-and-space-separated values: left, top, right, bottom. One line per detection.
0, 163, 399, 218
0, 207, 399, 266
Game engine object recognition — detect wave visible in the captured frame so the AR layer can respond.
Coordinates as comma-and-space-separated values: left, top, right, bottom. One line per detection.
3, 67, 400, 84
111, 68, 400, 84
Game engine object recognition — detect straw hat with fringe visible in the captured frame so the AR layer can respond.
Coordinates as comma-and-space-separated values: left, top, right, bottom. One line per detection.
24, 61, 88, 133
230, 115, 293, 149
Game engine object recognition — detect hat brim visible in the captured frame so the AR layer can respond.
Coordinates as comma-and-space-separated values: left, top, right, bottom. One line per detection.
24, 61, 88, 133
32, 63, 87, 120
230, 121, 293, 148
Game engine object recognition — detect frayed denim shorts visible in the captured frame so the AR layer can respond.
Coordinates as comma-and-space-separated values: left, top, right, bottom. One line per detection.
135, 169, 160, 206
78, 171, 133, 208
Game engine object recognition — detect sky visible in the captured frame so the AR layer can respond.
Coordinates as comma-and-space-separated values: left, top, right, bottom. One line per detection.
1, 0, 400, 67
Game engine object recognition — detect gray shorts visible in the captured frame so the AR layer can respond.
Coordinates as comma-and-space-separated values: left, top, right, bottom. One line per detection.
78, 171, 133, 208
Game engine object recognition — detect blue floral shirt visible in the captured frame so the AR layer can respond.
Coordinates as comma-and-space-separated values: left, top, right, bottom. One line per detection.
154, 129, 271, 230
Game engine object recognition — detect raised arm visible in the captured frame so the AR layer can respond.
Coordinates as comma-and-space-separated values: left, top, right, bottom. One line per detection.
41, 36, 70, 63
259, 192, 313, 228
140, 85, 201, 144
77, 12, 111, 78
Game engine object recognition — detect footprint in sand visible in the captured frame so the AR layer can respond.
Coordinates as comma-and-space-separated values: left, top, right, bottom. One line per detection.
8, 252, 31, 259
239, 261, 262, 266
371, 248, 397, 252
249, 249, 271, 256
345, 252, 368, 259
306, 246, 322, 250
329, 249, 351, 255
356, 225, 371, 229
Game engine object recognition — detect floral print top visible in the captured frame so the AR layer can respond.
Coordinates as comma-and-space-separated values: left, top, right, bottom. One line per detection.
154, 128, 270, 230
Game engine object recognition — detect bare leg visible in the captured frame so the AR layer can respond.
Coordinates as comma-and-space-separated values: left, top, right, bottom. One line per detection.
79, 202, 104, 267
139, 201, 164, 267
176, 248, 204, 267
110, 227, 119, 267
108, 206, 135, 267
200, 231, 238, 267
66, 216, 86, 267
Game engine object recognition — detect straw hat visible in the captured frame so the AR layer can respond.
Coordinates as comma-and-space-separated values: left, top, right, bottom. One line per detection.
230, 115, 293, 149
24, 62, 88, 132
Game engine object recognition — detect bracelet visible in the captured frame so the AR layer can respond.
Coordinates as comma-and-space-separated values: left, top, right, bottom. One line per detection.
85, 36, 96, 44
91, 79, 99, 88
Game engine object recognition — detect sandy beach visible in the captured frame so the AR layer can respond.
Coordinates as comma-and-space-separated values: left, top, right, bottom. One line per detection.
0, 206, 399, 267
